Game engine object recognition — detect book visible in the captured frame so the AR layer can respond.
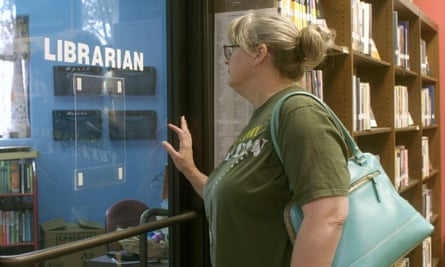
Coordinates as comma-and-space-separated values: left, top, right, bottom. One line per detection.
394, 145, 409, 190
421, 85, 435, 126
422, 237, 432, 267
10, 160, 20, 193
279, 0, 325, 28
351, 0, 380, 58
394, 85, 410, 128
420, 39, 429, 75
421, 136, 430, 179
427, 85, 435, 125
422, 185, 433, 222
398, 21, 410, 69
393, 11, 400, 65
302, 70, 323, 100
370, 38, 381, 60
394, 146, 401, 190
352, 80, 372, 131
351, 0, 360, 51
363, 2, 371, 55
392, 257, 410, 267
0, 212, 3, 245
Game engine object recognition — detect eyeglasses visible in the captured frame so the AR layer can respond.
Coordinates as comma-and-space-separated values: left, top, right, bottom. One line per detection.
223, 44, 240, 60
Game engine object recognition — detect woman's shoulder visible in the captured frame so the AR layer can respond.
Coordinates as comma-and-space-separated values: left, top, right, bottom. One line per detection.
263, 87, 327, 123
277, 90, 325, 114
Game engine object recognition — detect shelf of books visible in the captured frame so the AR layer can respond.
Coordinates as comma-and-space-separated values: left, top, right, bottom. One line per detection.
278, 0, 441, 266
0, 147, 39, 266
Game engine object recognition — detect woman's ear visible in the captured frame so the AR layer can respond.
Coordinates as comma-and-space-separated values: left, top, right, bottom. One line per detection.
254, 43, 268, 63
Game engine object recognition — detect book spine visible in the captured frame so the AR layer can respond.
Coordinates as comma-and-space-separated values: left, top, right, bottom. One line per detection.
10, 160, 20, 193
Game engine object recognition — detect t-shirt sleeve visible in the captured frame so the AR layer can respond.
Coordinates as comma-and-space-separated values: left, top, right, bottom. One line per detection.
278, 97, 350, 206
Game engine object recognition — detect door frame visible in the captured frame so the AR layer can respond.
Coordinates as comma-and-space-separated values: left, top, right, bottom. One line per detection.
167, 1, 214, 266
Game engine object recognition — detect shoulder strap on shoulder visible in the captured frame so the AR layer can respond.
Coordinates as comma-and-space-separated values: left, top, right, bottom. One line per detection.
269, 91, 364, 166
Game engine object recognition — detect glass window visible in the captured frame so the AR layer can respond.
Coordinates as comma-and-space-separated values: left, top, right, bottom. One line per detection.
0, 3, 30, 139
0, 0, 169, 264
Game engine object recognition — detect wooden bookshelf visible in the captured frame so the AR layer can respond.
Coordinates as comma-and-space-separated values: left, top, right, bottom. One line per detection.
0, 150, 39, 267
318, 0, 441, 266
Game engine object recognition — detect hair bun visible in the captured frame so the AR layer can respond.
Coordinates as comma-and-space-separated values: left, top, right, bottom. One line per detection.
297, 24, 336, 70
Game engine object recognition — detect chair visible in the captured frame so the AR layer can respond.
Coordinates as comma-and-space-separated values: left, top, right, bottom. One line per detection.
105, 199, 149, 251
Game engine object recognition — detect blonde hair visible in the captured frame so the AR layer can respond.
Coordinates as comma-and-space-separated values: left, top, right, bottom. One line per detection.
227, 12, 335, 80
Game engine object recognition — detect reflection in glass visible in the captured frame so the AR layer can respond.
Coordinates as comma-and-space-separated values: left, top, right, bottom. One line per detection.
0, 2, 30, 139
81, 0, 118, 45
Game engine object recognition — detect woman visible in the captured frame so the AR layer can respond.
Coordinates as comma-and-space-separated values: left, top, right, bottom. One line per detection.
162, 11, 349, 267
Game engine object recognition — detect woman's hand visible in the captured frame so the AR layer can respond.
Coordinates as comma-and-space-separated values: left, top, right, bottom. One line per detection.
162, 116, 195, 174
162, 116, 208, 197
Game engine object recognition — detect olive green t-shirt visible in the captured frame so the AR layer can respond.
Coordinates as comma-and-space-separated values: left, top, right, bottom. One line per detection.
203, 87, 350, 267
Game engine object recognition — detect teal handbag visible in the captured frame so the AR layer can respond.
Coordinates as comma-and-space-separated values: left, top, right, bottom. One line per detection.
270, 91, 434, 267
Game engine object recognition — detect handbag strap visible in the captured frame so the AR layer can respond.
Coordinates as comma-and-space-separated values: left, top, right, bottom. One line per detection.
270, 91, 366, 166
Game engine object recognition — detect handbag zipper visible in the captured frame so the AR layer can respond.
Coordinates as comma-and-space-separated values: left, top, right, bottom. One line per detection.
349, 170, 382, 202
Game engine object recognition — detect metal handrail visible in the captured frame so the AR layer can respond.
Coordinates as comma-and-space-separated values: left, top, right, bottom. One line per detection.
139, 208, 169, 267
0, 210, 197, 267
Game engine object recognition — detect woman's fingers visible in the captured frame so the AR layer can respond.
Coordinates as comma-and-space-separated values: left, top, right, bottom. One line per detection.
166, 123, 182, 135
163, 116, 193, 163
180, 116, 189, 133
167, 117, 190, 138
161, 141, 177, 156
